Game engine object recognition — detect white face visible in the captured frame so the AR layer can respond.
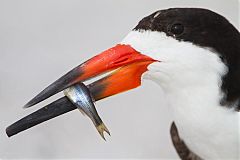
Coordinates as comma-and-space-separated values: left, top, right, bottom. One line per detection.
121, 30, 227, 92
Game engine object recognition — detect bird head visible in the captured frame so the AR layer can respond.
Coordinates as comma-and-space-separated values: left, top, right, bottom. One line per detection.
24, 8, 240, 108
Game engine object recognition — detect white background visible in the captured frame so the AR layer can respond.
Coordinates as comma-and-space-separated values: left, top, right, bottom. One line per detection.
0, 0, 239, 159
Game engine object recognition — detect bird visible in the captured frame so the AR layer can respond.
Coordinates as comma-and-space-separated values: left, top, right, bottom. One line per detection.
6, 8, 240, 160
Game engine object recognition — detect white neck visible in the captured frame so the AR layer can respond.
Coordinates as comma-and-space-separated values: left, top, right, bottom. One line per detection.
121, 30, 240, 159
144, 60, 239, 159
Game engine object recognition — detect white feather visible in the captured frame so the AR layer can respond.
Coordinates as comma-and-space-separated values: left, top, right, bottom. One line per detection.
121, 31, 240, 159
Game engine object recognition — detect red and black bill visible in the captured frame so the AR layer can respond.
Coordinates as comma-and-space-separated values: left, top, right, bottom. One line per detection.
6, 44, 156, 137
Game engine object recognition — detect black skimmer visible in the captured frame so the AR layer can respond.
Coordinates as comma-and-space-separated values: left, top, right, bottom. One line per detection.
6, 8, 240, 159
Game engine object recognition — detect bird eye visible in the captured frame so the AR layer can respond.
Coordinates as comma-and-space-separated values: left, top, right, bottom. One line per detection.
169, 23, 184, 36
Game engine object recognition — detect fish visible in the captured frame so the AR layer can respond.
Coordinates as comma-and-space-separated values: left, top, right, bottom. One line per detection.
64, 83, 110, 140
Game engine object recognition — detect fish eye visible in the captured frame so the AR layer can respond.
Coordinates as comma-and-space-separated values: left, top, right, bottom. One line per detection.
169, 23, 184, 36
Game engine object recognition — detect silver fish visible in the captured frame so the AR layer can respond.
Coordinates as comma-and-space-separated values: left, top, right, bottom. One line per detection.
64, 83, 110, 140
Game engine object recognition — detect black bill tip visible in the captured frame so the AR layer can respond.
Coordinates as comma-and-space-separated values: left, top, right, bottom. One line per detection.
7, 97, 76, 137
23, 67, 82, 109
